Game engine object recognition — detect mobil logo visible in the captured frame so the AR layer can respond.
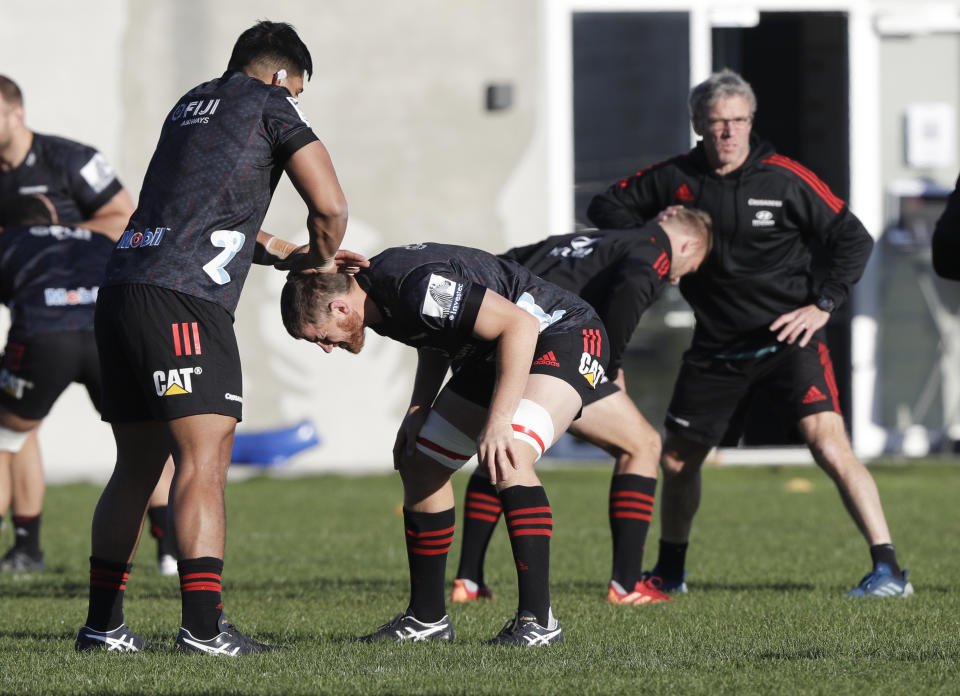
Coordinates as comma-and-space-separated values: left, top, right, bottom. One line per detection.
117, 227, 167, 249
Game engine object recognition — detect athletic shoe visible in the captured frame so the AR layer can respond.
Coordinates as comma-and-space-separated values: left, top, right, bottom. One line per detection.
846, 563, 914, 598
157, 553, 178, 577
485, 609, 564, 647
175, 613, 281, 655
451, 578, 495, 603
75, 624, 161, 652
357, 611, 454, 643
639, 567, 688, 594
606, 579, 674, 605
0, 547, 44, 572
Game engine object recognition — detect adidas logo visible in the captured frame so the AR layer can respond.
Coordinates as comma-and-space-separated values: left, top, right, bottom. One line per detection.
802, 385, 828, 404
533, 351, 560, 367
674, 184, 694, 202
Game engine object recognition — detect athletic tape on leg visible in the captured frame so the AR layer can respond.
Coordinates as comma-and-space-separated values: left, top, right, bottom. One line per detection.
416, 411, 477, 470
511, 399, 554, 461
0, 425, 30, 453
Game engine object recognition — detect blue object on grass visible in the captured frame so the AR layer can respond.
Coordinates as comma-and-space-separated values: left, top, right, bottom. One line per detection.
230, 419, 321, 467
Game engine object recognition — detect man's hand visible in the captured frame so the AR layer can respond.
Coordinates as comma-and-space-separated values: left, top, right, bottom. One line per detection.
769, 304, 830, 347
655, 205, 684, 223
477, 418, 521, 485
393, 406, 430, 471
276, 247, 369, 274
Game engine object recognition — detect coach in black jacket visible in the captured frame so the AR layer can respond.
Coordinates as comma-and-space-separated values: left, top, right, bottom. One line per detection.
587, 69, 911, 598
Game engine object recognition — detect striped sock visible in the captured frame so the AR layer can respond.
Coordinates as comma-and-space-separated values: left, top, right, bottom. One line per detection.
500, 485, 552, 625
85, 557, 132, 631
179, 557, 224, 640
147, 506, 176, 558
404, 508, 455, 623
455, 474, 502, 584
609, 474, 657, 588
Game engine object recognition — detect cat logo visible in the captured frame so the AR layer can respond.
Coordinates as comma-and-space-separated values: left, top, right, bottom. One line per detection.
578, 352, 606, 389
153, 367, 202, 396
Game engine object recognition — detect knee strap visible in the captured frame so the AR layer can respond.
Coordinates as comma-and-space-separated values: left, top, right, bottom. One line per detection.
416, 411, 477, 471
0, 424, 30, 453
512, 398, 555, 461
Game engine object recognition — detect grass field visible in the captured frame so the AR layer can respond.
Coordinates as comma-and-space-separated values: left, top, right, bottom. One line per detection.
1, 459, 958, 695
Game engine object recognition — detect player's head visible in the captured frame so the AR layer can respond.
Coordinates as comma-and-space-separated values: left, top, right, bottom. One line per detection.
689, 69, 755, 173
0, 75, 26, 149
227, 21, 312, 96
280, 273, 366, 354
0, 194, 55, 230
660, 207, 713, 284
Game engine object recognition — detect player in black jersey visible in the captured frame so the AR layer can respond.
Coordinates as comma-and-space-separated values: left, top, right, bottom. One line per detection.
450, 208, 712, 606
76, 21, 358, 656
281, 243, 615, 647
0, 75, 138, 572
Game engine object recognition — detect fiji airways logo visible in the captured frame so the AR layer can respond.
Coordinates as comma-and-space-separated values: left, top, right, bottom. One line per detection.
154, 367, 201, 396
170, 99, 220, 126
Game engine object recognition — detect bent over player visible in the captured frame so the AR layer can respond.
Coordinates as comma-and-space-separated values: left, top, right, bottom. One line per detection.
587, 69, 910, 598
75, 21, 355, 655
451, 208, 711, 606
281, 243, 615, 646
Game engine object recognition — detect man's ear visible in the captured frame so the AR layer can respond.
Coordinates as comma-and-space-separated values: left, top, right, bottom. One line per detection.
329, 298, 351, 316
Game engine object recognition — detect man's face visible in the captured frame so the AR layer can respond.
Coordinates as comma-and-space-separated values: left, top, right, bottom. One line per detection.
280, 73, 304, 99
299, 309, 365, 354
668, 245, 707, 285
697, 95, 752, 174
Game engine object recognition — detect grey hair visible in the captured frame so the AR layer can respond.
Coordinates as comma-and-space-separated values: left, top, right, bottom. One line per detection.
688, 69, 757, 132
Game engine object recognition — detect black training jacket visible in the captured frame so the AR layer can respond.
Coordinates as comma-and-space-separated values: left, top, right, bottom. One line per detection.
586, 135, 874, 355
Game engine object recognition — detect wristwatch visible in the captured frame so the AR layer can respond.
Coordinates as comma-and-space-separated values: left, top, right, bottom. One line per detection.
815, 296, 836, 313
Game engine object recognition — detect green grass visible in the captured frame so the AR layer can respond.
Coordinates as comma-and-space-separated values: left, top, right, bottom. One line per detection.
1, 460, 958, 695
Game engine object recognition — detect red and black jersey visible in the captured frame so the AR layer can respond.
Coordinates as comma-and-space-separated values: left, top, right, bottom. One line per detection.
103, 71, 318, 314
501, 223, 671, 374
586, 135, 874, 355
0, 133, 123, 226
357, 243, 599, 364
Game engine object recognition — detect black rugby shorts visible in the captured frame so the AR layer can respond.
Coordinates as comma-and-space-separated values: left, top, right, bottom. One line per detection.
95, 284, 243, 422
664, 333, 841, 446
446, 318, 613, 411
0, 331, 101, 420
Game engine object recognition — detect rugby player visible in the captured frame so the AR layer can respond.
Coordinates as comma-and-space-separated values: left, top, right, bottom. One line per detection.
75, 21, 357, 655
281, 242, 617, 646
0, 75, 140, 572
450, 208, 712, 606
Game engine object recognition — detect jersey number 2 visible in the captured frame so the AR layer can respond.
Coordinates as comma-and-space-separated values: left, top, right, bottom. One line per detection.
202, 230, 246, 285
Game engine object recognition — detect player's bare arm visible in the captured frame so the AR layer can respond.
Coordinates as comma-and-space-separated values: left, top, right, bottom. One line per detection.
283, 140, 348, 273
470, 290, 541, 484
394, 349, 451, 469
80, 189, 135, 242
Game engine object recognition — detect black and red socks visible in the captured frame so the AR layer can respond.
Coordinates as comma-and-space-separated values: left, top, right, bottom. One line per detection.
85, 557, 132, 631
609, 474, 657, 589
500, 485, 553, 626
147, 505, 176, 559
454, 474, 502, 585
404, 507, 455, 623
12, 514, 41, 557
178, 557, 224, 640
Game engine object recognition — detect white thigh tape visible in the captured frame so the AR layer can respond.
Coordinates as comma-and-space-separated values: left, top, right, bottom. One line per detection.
511, 398, 555, 461
0, 425, 30, 453
415, 411, 477, 471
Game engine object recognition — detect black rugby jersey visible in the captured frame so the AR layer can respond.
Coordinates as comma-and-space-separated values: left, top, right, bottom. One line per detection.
0, 133, 123, 226
502, 223, 671, 373
357, 243, 599, 363
0, 223, 113, 337
103, 71, 319, 313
